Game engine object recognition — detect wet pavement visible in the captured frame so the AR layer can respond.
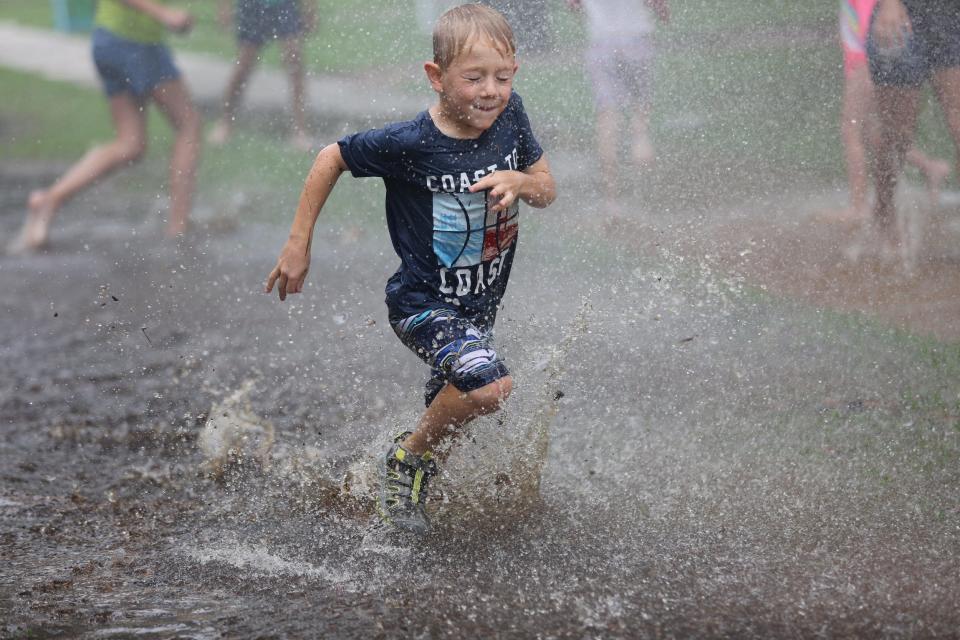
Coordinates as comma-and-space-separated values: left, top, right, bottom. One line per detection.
2, 158, 960, 638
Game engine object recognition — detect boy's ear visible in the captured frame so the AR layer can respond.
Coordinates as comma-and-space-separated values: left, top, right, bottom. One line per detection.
424, 61, 444, 93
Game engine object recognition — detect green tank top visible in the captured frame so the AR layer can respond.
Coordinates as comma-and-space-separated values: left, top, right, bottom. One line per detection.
94, 0, 167, 44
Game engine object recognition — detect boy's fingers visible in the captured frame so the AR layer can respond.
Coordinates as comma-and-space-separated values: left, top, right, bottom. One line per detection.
265, 267, 280, 293
470, 174, 497, 192
277, 274, 288, 301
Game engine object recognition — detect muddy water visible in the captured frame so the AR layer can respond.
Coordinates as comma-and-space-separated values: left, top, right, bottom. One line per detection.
2, 166, 960, 638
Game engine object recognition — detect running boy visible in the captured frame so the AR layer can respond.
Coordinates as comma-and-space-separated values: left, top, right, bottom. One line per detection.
265, 4, 556, 534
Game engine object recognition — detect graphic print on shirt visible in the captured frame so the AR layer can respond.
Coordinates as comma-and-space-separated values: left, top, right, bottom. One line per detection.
432, 189, 519, 269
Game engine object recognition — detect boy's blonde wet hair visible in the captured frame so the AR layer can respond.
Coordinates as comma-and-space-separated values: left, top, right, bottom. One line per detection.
433, 4, 516, 70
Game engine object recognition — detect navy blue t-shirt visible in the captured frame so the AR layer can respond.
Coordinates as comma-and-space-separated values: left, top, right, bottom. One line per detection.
338, 92, 543, 321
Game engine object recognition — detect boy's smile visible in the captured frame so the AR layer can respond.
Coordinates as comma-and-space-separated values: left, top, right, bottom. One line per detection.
426, 37, 518, 139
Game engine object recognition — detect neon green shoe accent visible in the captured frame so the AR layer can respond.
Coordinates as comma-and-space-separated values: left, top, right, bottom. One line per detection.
376, 436, 438, 535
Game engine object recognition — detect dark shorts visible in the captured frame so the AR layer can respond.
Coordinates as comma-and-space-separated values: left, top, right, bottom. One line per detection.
586, 34, 655, 109
390, 308, 510, 407
92, 28, 180, 99
236, 0, 303, 45
868, 0, 960, 87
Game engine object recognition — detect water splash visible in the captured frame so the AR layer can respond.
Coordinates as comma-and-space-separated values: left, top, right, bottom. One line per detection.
182, 541, 356, 587
198, 380, 275, 480
198, 301, 591, 528
428, 298, 591, 524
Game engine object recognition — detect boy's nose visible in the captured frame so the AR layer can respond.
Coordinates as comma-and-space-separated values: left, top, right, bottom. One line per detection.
480, 77, 498, 96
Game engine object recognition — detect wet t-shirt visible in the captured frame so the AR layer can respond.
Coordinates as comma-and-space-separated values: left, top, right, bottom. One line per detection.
338, 92, 543, 320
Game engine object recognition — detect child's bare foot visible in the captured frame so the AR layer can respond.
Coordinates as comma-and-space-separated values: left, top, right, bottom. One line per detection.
873, 222, 903, 264
923, 159, 951, 206
288, 131, 313, 153
7, 190, 55, 254
632, 134, 655, 166
818, 205, 870, 225
207, 119, 232, 147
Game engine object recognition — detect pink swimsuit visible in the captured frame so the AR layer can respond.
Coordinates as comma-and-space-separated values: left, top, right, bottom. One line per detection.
840, 0, 877, 74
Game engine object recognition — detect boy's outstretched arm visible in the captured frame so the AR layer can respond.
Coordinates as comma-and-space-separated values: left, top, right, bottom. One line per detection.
266, 143, 348, 301
468, 156, 556, 213
120, 0, 193, 33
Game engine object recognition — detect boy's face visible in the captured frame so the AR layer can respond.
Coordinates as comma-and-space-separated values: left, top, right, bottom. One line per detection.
427, 37, 518, 138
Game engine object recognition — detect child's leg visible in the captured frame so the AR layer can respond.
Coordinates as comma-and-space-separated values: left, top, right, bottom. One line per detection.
630, 102, 654, 165
595, 107, 621, 198
8, 94, 147, 253
904, 147, 951, 204
390, 309, 512, 456
280, 36, 311, 150
841, 64, 875, 218
625, 36, 656, 165
873, 84, 922, 239
401, 376, 513, 456
150, 78, 202, 237
208, 43, 261, 145
927, 65, 960, 195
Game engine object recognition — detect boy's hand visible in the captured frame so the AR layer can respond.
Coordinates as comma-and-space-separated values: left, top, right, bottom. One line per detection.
163, 7, 194, 34
873, 0, 911, 50
265, 238, 311, 301
469, 170, 528, 213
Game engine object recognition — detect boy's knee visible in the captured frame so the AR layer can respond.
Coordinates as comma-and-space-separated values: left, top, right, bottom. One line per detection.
465, 375, 512, 411
181, 108, 202, 138
116, 138, 147, 164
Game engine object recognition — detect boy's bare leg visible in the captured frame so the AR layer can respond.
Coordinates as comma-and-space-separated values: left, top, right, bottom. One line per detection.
932, 66, 960, 185
151, 79, 201, 237
401, 376, 513, 456
208, 43, 261, 146
872, 83, 921, 248
630, 103, 654, 165
8, 95, 147, 253
841, 65, 874, 220
281, 36, 311, 151
905, 148, 951, 205
595, 108, 620, 201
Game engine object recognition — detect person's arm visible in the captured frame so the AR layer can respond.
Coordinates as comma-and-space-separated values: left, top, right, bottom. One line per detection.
300, 0, 318, 35
265, 144, 348, 300
468, 155, 557, 212
216, 0, 233, 29
119, 0, 193, 33
646, 0, 670, 24
873, 0, 912, 50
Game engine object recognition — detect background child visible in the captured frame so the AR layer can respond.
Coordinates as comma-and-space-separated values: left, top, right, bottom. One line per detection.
569, 0, 669, 201
265, 4, 556, 534
868, 0, 960, 253
838, 0, 948, 222
208, 0, 316, 152
8, 0, 201, 254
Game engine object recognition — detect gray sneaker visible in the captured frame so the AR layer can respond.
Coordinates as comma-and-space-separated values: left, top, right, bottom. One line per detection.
376, 432, 438, 535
